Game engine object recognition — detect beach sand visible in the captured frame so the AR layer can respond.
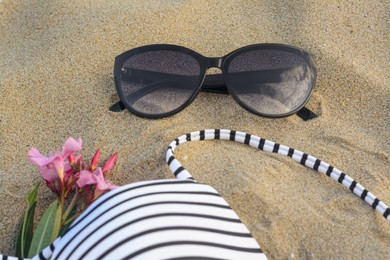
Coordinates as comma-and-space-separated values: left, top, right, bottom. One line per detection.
0, 0, 389, 258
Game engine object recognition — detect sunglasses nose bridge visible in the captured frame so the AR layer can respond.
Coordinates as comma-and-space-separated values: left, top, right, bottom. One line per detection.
207, 57, 223, 68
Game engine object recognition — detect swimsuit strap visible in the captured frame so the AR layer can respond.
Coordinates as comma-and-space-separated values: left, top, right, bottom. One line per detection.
166, 129, 390, 223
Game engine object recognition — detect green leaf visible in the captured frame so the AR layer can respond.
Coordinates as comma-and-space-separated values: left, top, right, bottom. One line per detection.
15, 182, 40, 258
28, 200, 61, 257
51, 202, 62, 242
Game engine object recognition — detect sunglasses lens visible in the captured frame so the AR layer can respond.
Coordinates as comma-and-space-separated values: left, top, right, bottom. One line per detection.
225, 47, 316, 116
119, 50, 202, 116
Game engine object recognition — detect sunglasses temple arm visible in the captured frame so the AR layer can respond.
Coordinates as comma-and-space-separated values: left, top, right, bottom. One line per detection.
114, 68, 303, 95
110, 97, 317, 120
109, 72, 228, 112
109, 94, 317, 121
109, 100, 126, 112
296, 107, 318, 121
201, 74, 317, 121
110, 69, 196, 112
202, 68, 307, 93
201, 74, 230, 94
109, 81, 166, 112
109, 69, 317, 120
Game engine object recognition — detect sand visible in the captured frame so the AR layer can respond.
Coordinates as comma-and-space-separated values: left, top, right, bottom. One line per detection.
0, 0, 389, 258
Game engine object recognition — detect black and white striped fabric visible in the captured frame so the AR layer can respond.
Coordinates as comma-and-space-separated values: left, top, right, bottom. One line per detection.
49, 179, 265, 259
3, 179, 265, 260
166, 129, 390, 223
1, 129, 389, 260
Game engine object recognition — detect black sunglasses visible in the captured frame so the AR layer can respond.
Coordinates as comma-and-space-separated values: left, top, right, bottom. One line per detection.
110, 44, 318, 120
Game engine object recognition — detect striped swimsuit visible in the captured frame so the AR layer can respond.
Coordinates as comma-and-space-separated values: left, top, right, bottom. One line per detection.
2, 129, 389, 260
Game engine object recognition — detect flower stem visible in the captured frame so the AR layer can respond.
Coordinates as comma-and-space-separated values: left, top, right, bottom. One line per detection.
62, 192, 79, 224
60, 192, 65, 217
62, 213, 79, 226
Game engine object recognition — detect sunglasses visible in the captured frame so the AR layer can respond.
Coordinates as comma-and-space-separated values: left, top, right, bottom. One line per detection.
110, 43, 318, 120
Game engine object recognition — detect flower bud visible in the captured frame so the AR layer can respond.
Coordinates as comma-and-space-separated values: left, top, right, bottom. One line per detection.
102, 153, 118, 175
90, 149, 100, 171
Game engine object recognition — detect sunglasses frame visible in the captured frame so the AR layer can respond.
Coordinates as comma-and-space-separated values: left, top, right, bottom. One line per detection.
113, 43, 317, 120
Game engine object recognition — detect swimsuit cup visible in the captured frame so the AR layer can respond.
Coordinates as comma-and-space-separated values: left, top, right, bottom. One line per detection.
2, 129, 389, 260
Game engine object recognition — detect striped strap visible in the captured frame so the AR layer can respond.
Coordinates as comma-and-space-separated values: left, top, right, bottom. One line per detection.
166, 129, 390, 223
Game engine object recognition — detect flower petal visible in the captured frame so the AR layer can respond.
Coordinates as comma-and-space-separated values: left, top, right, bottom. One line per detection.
62, 137, 82, 156
93, 168, 112, 194
77, 170, 96, 188
38, 166, 58, 183
28, 148, 50, 166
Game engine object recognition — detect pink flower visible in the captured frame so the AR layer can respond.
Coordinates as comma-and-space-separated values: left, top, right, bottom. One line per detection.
77, 168, 117, 198
102, 153, 118, 176
28, 137, 82, 184
28, 148, 64, 183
